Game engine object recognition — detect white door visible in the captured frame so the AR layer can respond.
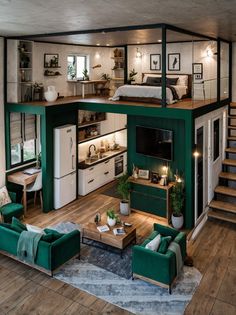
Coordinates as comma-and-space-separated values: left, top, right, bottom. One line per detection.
208, 115, 223, 202
54, 125, 76, 178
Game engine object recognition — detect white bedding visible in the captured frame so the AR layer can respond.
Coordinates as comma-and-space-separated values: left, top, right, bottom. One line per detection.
110, 84, 187, 104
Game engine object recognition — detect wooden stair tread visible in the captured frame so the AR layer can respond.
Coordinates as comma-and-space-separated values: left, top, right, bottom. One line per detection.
215, 185, 236, 197
228, 125, 236, 129
227, 136, 236, 141
225, 147, 236, 153
209, 200, 236, 214
208, 210, 236, 224
222, 159, 236, 167
219, 171, 236, 181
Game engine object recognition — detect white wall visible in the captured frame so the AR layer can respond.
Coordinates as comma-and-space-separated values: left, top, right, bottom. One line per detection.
232, 42, 236, 102
33, 42, 113, 97
0, 37, 6, 187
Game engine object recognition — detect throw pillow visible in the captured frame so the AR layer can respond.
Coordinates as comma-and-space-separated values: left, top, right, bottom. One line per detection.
146, 76, 162, 85
166, 78, 178, 85
44, 228, 64, 240
41, 233, 55, 243
11, 217, 27, 233
145, 234, 161, 251
0, 186, 12, 207
26, 224, 46, 235
158, 236, 172, 254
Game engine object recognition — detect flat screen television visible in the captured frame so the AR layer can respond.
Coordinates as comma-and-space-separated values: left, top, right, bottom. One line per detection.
136, 126, 173, 161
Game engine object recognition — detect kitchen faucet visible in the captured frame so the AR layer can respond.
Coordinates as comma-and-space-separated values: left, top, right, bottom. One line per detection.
88, 144, 96, 157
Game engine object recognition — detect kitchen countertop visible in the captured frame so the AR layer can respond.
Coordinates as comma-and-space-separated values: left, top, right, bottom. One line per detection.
78, 146, 127, 169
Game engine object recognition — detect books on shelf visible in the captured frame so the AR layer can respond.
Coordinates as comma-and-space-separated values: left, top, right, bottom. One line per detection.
113, 228, 126, 235
97, 225, 109, 233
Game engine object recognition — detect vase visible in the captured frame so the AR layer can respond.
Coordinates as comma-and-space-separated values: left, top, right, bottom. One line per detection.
107, 217, 116, 227
120, 200, 130, 216
44, 86, 58, 102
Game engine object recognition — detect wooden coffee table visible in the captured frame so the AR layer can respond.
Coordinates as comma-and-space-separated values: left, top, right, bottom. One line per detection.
82, 220, 136, 258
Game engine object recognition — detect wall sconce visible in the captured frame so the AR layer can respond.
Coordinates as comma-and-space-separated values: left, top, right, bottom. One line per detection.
136, 48, 142, 58
193, 144, 200, 158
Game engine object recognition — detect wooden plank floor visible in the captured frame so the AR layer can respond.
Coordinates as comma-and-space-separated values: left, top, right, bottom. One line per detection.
0, 182, 235, 314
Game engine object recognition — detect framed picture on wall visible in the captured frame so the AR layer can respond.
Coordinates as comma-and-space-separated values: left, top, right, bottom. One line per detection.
168, 53, 180, 71
150, 54, 161, 71
193, 63, 203, 80
44, 54, 59, 68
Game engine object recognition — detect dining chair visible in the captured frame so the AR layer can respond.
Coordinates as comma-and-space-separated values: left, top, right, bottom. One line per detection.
26, 172, 43, 208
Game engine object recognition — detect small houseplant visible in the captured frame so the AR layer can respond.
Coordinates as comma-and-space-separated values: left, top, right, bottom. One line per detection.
170, 181, 184, 229
117, 173, 130, 215
107, 209, 118, 226
82, 69, 89, 80
128, 68, 137, 84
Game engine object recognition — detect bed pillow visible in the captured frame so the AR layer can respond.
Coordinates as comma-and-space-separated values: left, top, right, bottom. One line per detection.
177, 75, 188, 86
145, 234, 161, 251
0, 186, 12, 207
166, 77, 178, 85
146, 76, 162, 85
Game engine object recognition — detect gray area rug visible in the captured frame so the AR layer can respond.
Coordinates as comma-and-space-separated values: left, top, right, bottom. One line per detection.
54, 261, 202, 315
51, 222, 202, 314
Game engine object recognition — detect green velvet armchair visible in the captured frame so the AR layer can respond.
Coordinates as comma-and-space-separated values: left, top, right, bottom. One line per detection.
0, 191, 24, 223
132, 223, 186, 294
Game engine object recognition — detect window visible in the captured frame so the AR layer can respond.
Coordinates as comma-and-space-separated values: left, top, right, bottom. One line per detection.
10, 113, 37, 167
67, 55, 88, 80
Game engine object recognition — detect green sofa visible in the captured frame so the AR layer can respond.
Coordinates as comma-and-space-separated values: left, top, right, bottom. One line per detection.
0, 223, 80, 275
132, 223, 186, 293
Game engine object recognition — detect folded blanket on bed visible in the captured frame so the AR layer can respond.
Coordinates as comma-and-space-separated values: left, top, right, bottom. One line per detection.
17, 231, 42, 264
168, 241, 183, 276
141, 83, 179, 101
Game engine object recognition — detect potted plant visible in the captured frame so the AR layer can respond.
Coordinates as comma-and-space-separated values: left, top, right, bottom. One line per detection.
170, 181, 184, 229
117, 173, 130, 215
128, 68, 137, 84
106, 209, 118, 227
82, 69, 89, 81
100, 73, 111, 89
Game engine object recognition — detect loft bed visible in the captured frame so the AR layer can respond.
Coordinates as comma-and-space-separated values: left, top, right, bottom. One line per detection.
110, 73, 192, 104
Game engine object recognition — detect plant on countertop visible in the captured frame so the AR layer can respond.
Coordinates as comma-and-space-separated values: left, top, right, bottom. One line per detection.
117, 173, 130, 201
101, 73, 111, 81
170, 181, 184, 217
82, 69, 89, 80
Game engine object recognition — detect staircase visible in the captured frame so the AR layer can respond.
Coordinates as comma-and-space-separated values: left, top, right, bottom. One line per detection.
208, 103, 236, 224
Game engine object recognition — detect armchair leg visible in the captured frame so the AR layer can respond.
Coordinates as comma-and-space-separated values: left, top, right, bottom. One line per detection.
34, 191, 37, 206
131, 273, 134, 280
39, 190, 43, 209
169, 285, 172, 295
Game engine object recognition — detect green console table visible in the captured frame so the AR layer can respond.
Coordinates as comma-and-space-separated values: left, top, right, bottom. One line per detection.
129, 177, 174, 222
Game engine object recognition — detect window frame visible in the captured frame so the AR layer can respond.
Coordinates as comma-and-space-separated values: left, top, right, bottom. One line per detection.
67, 54, 89, 81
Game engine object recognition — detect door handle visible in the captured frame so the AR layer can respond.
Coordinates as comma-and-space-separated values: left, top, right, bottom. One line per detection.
89, 167, 94, 171
72, 155, 75, 169
88, 179, 94, 184
104, 171, 109, 175
105, 160, 110, 164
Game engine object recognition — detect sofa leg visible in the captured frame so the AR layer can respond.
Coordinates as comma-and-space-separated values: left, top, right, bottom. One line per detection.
76, 254, 80, 260
131, 273, 134, 280
169, 285, 172, 295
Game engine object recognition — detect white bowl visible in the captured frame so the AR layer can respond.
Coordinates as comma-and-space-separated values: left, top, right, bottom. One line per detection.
44, 91, 58, 102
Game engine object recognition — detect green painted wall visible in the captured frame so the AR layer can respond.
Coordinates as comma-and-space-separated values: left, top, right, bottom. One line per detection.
127, 115, 194, 228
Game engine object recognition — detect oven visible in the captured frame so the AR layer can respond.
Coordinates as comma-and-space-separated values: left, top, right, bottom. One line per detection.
114, 154, 124, 177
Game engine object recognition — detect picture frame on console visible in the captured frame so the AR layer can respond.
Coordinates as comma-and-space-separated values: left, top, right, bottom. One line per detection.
168, 53, 180, 71
150, 54, 161, 71
138, 169, 150, 180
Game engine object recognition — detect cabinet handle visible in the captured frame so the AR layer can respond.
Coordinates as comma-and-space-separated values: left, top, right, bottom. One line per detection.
89, 167, 94, 171
104, 160, 110, 164
104, 171, 109, 175
88, 179, 94, 184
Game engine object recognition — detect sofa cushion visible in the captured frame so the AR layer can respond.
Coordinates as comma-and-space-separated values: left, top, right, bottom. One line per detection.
0, 222, 15, 230
158, 236, 172, 254
44, 228, 64, 240
0, 186, 12, 207
11, 217, 27, 233
145, 234, 161, 251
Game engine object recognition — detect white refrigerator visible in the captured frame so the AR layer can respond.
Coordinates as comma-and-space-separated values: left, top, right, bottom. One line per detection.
54, 124, 76, 209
